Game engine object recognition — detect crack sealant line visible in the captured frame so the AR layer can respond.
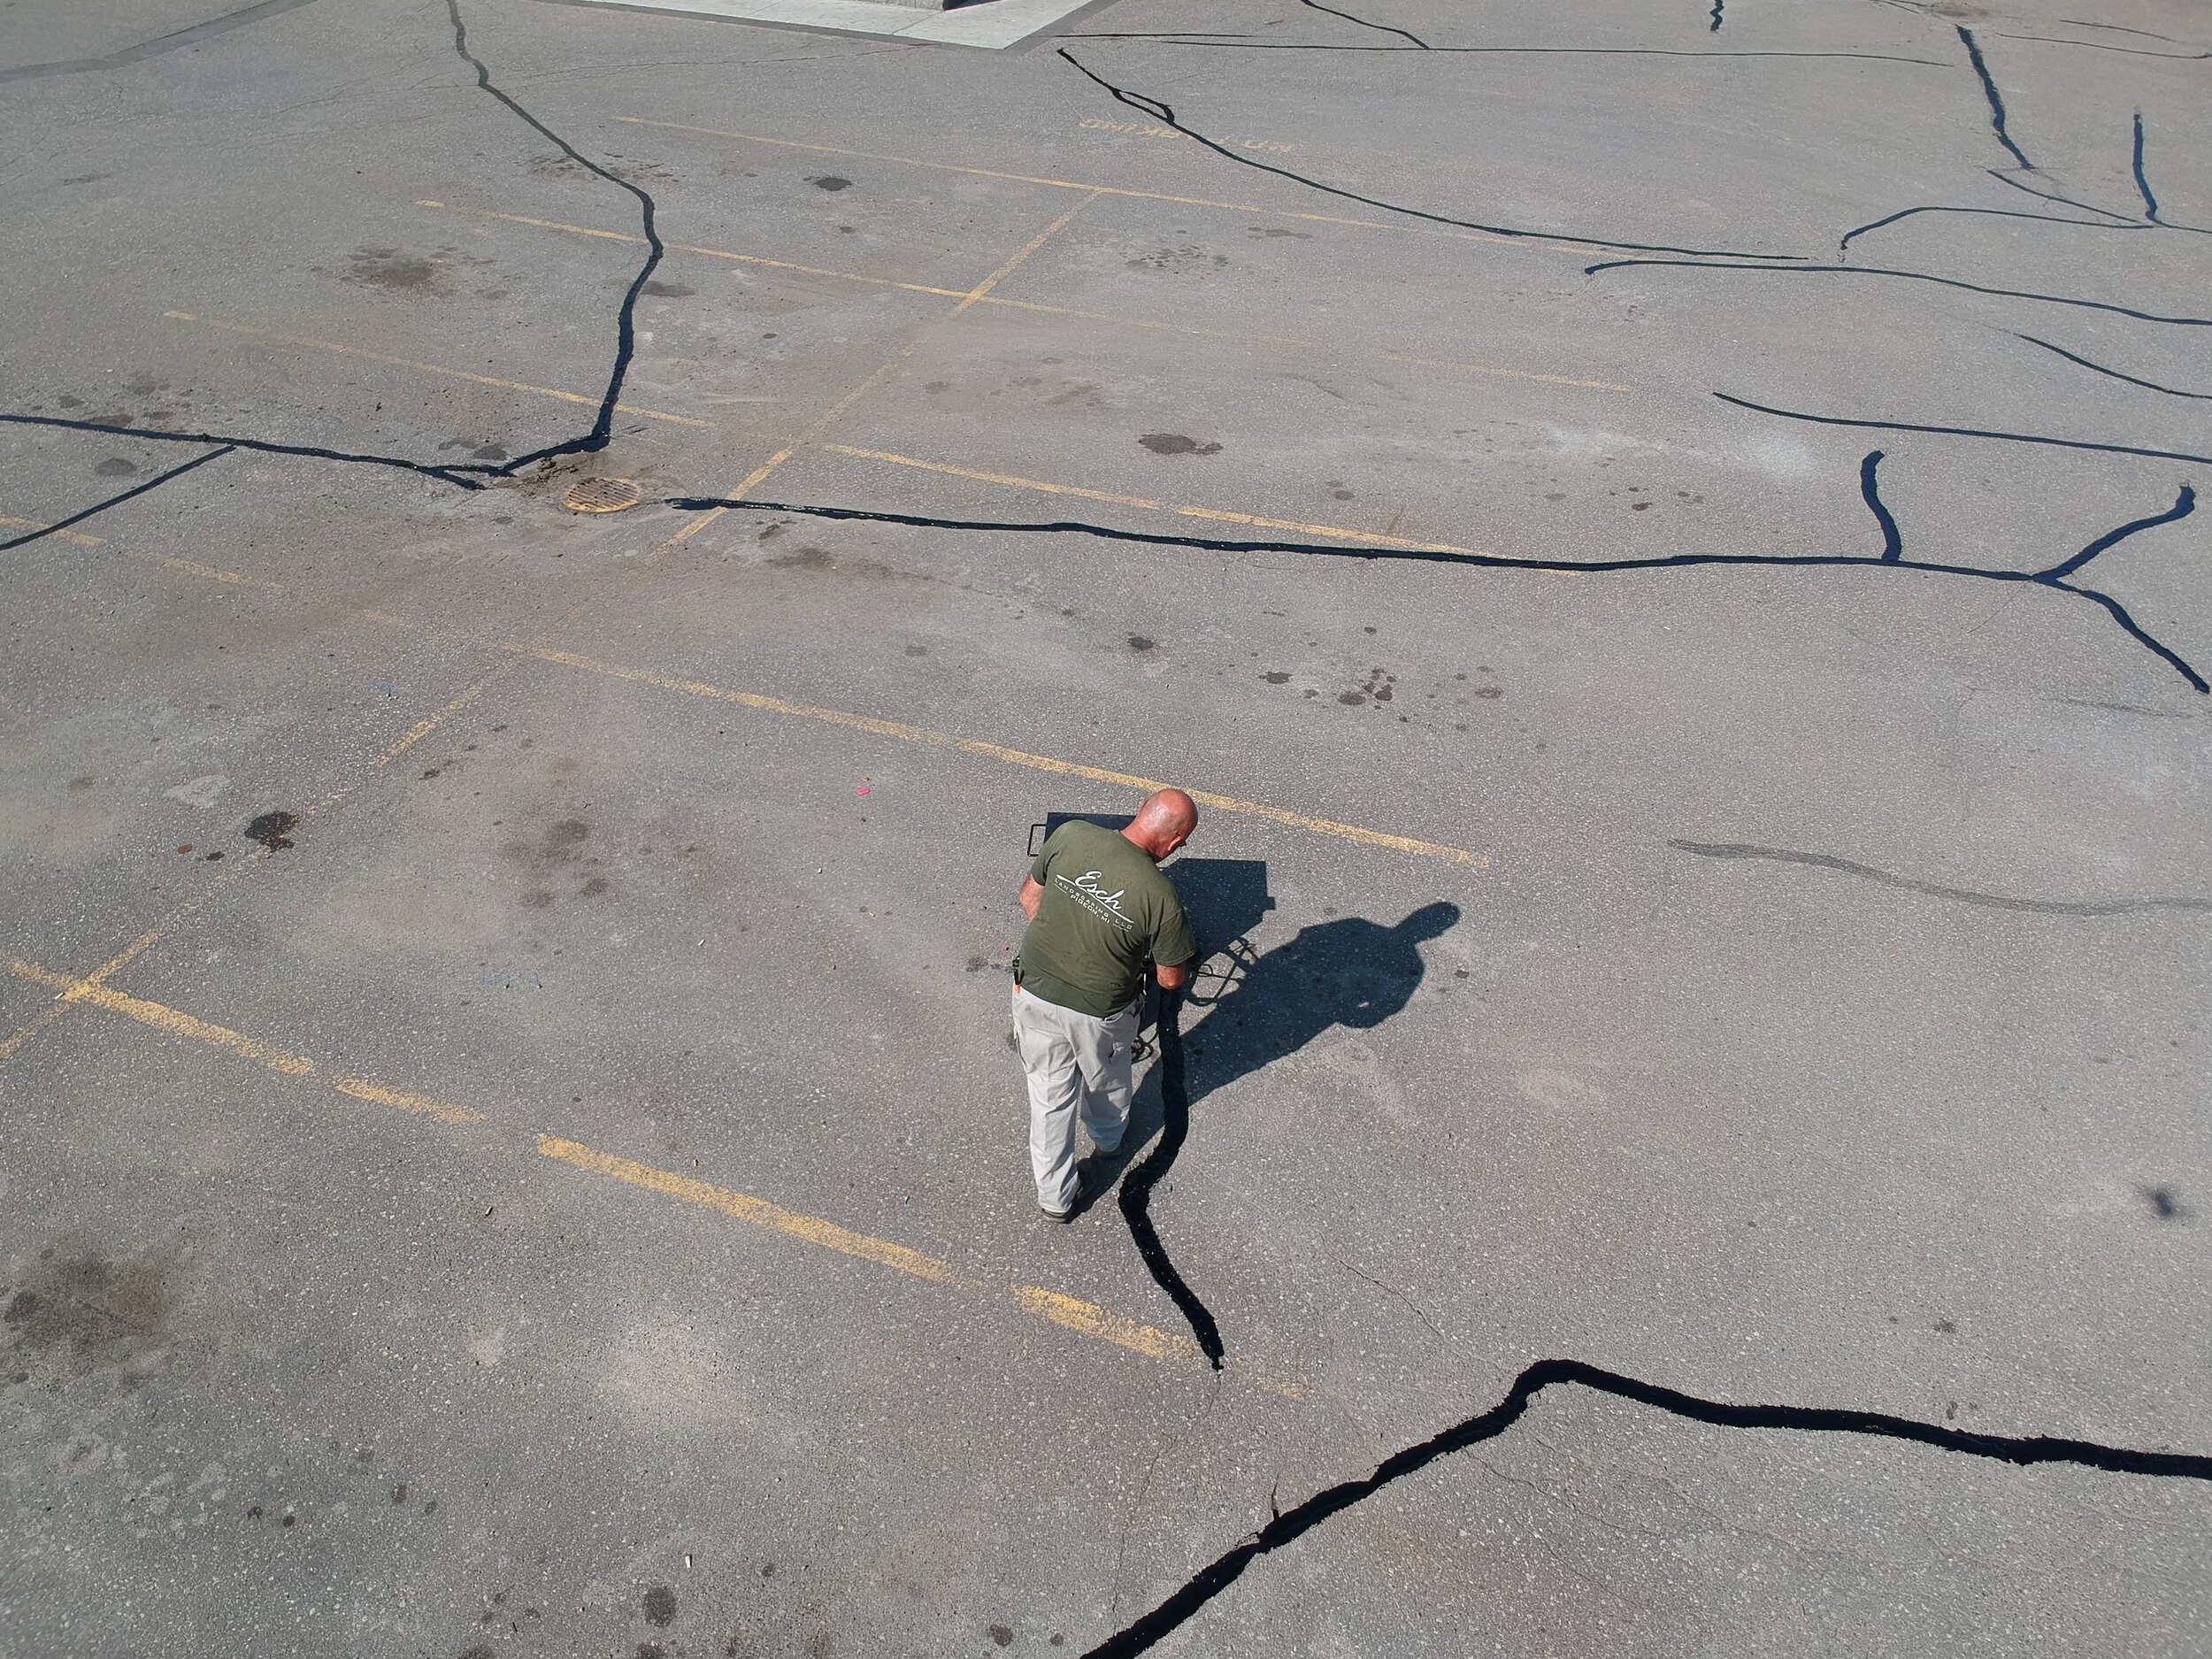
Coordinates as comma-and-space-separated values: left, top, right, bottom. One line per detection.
0, 515, 101, 547
815, 442, 1480, 552
495, 642, 1486, 865
1957, 25, 2033, 171
1586, 257, 2212, 326
1084, 1356, 2212, 1656
1055, 50, 1804, 262
611, 116, 1596, 257
0, 445, 236, 554
660, 189, 1104, 549
160, 311, 714, 429
665, 483, 2207, 689
418, 200, 1633, 394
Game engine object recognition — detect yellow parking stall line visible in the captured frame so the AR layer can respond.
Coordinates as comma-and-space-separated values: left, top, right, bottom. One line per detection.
498, 643, 1487, 867
7, 959, 499, 1135
974, 295, 1633, 392
1009, 1285, 1199, 1364
540, 1136, 980, 1286
10, 959, 316, 1076
660, 191, 1104, 548
157, 557, 285, 592
540, 1136, 1301, 1387
425, 204, 1632, 396
1171, 503, 1471, 553
334, 1077, 486, 1127
821, 442, 1478, 554
419, 202, 974, 299
162, 311, 715, 429
820, 443, 1161, 510
614, 116, 1589, 256
1, 514, 104, 547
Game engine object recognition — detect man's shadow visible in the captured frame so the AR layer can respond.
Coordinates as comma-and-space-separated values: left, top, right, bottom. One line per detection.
1092, 873, 1459, 1368
1107, 879, 1461, 1166
1178, 898, 1461, 1107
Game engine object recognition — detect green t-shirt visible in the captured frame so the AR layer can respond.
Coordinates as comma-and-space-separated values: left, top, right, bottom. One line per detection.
1017, 820, 1197, 1018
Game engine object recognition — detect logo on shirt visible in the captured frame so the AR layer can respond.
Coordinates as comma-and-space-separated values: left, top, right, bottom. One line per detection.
1054, 869, 1136, 931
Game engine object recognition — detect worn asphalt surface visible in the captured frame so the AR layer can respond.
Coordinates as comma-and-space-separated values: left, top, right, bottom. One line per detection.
2, 0, 2208, 1655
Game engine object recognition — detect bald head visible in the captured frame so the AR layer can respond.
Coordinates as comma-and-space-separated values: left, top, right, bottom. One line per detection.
1123, 788, 1198, 860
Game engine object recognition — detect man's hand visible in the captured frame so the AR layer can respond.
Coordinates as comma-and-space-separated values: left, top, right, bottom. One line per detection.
1155, 959, 1192, 992
1018, 875, 1045, 922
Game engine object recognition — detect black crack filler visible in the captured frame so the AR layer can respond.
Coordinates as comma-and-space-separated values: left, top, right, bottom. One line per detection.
1958, 26, 2032, 171
0, 445, 234, 553
1082, 1357, 2212, 1656
669, 471, 2208, 692
1118, 990, 1225, 1368
1054, 49, 1805, 262
0, 0, 661, 503
1672, 841, 2212, 916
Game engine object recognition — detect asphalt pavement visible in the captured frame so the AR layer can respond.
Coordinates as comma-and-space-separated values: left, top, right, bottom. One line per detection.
2, 1, 2208, 1655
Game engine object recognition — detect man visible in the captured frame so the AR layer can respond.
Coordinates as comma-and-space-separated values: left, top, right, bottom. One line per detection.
1012, 789, 1199, 1221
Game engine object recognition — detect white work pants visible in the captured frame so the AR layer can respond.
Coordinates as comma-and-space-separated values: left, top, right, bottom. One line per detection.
1011, 983, 1138, 1212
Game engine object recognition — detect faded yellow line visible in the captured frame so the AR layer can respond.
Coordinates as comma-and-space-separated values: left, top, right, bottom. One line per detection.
9, 958, 495, 1133
370, 663, 517, 771
65, 865, 257, 1004
1172, 503, 1469, 552
420, 203, 973, 300
10, 505, 278, 590
437, 203, 1631, 395
665, 191, 1103, 547
540, 1135, 1269, 1376
822, 443, 1160, 510
11, 960, 314, 1076
616, 117, 1591, 256
158, 557, 285, 592
334, 1077, 485, 1126
502, 643, 1486, 866
977, 295, 1633, 393
1009, 1285, 1198, 1364
824, 443, 1474, 553
541, 1136, 979, 1286
22, 663, 518, 1038
164, 311, 714, 429
0, 514, 103, 547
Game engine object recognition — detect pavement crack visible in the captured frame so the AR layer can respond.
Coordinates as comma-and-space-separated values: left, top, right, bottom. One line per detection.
1118, 991, 1226, 1369
1335, 1256, 1446, 1342
1671, 840, 2212, 916
1081, 1357, 2212, 1656
667, 475, 2209, 693
2016, 334, 2212, 401
0, 444, 234, 551
0, 0, 661, 493
1589, 255, 2212, 326
0, 0, 328, 85
1298, 0, 1430, 49
1053, 49, 1806, 261
1956, 27, 2033, 171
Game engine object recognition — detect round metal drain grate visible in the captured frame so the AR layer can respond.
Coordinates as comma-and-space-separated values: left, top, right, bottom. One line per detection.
562, 477, 642, 514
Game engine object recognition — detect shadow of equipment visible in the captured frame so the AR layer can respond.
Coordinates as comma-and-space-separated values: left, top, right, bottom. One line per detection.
1179, 899, 1460, 1107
